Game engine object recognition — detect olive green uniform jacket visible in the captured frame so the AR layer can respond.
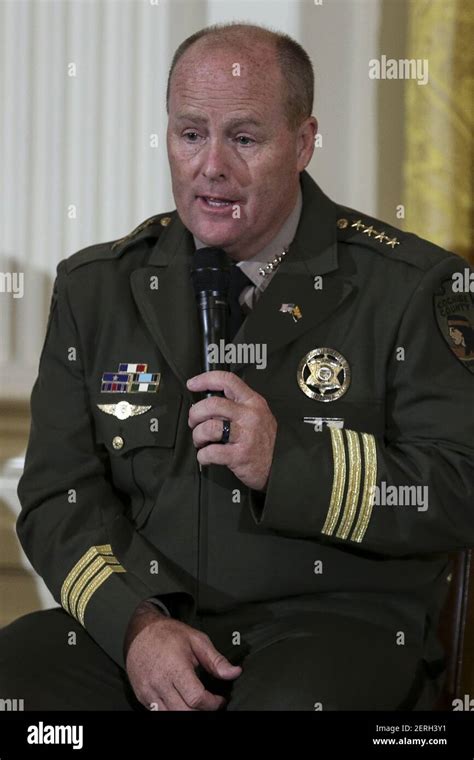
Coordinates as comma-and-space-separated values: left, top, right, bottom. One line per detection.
17, 171, 474, 668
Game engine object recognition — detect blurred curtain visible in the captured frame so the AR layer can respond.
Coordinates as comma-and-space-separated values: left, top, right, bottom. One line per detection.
403, 0, 473, 263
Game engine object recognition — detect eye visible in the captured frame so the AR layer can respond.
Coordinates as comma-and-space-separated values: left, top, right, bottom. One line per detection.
236, 135, 255, 146
183, 131, 200, 142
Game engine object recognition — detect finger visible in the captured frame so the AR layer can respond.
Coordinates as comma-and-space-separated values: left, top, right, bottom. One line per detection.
192, 419, 238, 448
187, 371, 253, 403
147, 697, 168, 711
160, 684, 201, 712
191, 635, 242, 681
197, 443, 237, 467
149, 680, 198, 712
174, 670, 226, 711
188, 396, 237, 429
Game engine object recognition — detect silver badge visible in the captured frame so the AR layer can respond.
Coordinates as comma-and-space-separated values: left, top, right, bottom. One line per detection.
297, 348, 351, 402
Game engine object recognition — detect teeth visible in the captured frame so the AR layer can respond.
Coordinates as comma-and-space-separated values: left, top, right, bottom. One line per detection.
204, 197, 231, 206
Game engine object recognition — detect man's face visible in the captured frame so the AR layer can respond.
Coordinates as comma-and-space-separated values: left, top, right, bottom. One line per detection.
166, 41, 316, 260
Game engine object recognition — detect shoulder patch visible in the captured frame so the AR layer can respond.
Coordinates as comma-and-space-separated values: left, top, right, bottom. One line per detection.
65, 211, 176, 273
434, 274, 474, 374
335, 207, 454, 271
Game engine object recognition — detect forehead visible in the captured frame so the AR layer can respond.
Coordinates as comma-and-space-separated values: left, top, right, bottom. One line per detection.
170, 40, 284, 107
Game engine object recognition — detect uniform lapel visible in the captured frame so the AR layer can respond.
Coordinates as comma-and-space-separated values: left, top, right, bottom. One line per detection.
228, 171, 356, 372
130, 217, 201, 399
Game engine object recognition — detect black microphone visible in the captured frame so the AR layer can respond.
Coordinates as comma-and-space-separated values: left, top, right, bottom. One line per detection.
190, 247, 230, 396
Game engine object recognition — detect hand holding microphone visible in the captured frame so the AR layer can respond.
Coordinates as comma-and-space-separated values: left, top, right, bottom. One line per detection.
189, 247, 277, 487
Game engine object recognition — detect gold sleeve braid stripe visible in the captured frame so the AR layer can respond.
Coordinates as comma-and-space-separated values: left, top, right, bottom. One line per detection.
322, 428, 346, 535
322, 429, 378, 543
68, 555, 121, 620
61, 544, 112, 611
351, 432, 377, 542
61, 544, 125, 625
336, 429, 361, 539
76, 565, 121, 626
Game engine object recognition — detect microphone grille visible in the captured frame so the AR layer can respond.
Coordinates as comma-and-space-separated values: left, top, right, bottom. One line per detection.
191, 247, 230, 295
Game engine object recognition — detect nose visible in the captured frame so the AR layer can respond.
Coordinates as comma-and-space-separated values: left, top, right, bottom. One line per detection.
200, 137, 229, 181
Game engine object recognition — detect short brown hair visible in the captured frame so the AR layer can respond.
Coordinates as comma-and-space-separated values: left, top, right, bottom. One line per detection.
166, 22, 314, 131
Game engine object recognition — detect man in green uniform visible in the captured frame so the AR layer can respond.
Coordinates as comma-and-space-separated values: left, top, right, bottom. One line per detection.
0, 22, 473, 711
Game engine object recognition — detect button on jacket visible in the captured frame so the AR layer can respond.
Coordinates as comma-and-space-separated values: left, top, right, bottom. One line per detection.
17, 170, 474, 668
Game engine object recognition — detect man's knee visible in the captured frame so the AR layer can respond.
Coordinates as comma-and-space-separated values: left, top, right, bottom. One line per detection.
225, 630, 425, 711
0, 609, 71, 688
226, 635, 323, 711
0, 608, 134, 710
0, 608, 75, 654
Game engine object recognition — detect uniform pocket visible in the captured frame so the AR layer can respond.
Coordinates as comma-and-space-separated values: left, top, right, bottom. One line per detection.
93, 396, 181, 452
92, 395, 182, 527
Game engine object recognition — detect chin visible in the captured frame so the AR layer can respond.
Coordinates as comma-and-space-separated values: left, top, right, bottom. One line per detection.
194, 221, 237, 246
197, 234, 233, 249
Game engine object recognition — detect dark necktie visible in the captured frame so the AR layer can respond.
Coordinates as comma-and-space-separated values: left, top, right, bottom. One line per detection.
227, 264, 252, 340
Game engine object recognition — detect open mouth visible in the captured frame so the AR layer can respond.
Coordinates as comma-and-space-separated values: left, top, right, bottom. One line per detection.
198, 195, 236, 207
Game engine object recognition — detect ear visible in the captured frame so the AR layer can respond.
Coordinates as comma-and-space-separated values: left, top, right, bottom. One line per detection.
296, 116, 318, 172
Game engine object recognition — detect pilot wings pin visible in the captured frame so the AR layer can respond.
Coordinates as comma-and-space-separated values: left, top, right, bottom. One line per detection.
97, 401, 151, 420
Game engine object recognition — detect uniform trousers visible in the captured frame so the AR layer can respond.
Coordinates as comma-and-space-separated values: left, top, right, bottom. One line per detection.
0, 595, 445, 711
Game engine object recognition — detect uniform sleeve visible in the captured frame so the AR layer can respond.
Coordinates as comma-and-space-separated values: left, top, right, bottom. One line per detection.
17, 261, 195, 668
250, 256, 474, 556
146, 597, 172, 617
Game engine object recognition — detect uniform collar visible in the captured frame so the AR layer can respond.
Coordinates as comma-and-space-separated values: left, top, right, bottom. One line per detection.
147, 169, 339, 276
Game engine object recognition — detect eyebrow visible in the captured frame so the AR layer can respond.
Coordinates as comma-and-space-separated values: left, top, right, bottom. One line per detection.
175, 113, 263, 129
